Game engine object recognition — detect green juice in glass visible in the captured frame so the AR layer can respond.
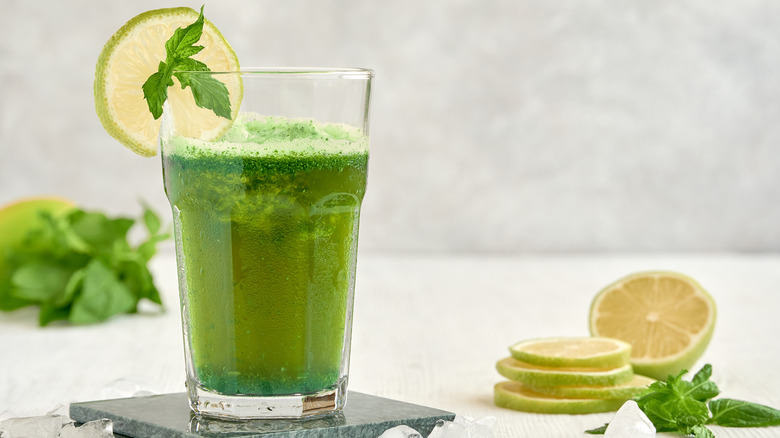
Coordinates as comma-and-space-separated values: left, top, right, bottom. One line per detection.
162, 114, 368, 397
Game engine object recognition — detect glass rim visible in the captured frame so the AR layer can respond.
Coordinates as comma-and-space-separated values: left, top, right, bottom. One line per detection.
178, 67, 373, 79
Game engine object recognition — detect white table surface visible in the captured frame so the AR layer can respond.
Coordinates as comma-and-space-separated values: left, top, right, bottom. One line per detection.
2, 250, 779, 437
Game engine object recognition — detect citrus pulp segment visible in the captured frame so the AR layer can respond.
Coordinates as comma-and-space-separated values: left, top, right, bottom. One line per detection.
495, 357, 633, 387
588, 271, 716, 380
527, 373, 655, 400
494, 381, 625, 414
94, 7, 241, 156
509, 336, 631, 369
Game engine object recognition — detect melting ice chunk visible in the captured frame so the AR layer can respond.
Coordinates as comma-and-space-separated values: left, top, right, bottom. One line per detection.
0, 415, 67, 438
59, 419, 114, 438
377, 424, 423, 438
605, 400, 656, 438
0, 415, 114, 438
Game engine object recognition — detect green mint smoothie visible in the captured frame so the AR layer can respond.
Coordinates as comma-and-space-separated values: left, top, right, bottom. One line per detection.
162, 114, 368, 396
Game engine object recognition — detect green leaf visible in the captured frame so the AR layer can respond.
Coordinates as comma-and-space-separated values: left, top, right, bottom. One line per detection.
142, 62, 174, 120
56, 268, 86, 307
681, 364, 720, 402
669, 396, 710, 429
0, 277, 34, 311
143, 206, 162, 235
709, 398, 780, 427
164, 5, 205, 61
141, 5, 231, 120
69, 260, 136, 324
691, 424, 715, 438
584, 423, 608, 434
38, 302, 70, 326
10, 261, 73, 302
173, 57, 209, 72
173, 71, 232, 119
68, 211, 134, 255
137, 233, 169, 263
641, 398, 680, 432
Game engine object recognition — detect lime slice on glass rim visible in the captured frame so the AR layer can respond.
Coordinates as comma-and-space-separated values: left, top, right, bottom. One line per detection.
94, 7, 242, 156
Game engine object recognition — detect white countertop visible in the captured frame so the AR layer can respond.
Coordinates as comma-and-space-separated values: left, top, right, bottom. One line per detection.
2, 251, 779, 437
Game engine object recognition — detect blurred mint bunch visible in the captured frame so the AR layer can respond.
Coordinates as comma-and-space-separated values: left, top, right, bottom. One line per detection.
0, 206, 169, 325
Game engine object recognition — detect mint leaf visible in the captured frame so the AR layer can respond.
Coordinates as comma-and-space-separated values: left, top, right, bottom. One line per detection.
691, 424, 715, 438
584, 423, 607, 434
0, 204, 169, 325
10, 261, 73, 302
38, 302, 70, 326
142, 5, 231, 120
174, 71, 232, 119
709, 398, 780, 427
588, 364, 780, 435
682, 364, 720, 402
164, 8, 205, 60
142, 63, 174, 119
143, 205, 162, 235
70, 259, 136, 324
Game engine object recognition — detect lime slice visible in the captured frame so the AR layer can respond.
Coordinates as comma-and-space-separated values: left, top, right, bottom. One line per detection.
494, 381, 625, 414
509, 337, 631, 369
589, 271, 717, 380
496, 357, 633, 387
528, 374, 655, 400
94, 7, 241, 156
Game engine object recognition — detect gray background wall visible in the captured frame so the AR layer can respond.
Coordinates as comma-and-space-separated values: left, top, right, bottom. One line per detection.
1, 0, 778, 252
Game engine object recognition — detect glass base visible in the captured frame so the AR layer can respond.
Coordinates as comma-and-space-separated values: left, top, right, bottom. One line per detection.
187, 378, 348, 420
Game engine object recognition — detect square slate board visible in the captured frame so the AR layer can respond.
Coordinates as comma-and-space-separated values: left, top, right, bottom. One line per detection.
70, 392, 455, 438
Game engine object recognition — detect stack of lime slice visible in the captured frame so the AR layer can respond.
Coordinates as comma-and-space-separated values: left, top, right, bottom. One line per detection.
494, 337, 654, 414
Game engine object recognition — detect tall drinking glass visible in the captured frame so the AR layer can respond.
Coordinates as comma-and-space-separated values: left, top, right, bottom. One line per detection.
159, 69, 372, 419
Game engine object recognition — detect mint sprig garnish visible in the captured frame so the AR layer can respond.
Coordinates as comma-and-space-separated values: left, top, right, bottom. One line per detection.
142, 5, 231, 120
0, 206, 169, 325
586, 364, 780, 437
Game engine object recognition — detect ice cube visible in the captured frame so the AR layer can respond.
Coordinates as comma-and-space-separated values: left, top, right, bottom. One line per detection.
58, 419, 113, 438
377, 424, 423, 438
0, 415, 67, 438
604, 400, 656, 438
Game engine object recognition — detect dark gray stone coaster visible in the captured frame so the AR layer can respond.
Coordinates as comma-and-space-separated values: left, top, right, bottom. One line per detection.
69, 392, 455, 438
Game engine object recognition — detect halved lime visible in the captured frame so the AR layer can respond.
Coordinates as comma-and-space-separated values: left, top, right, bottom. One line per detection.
494, 381, 625, 414
495, 357, 633, 387
94, 7, 241, 156
509, 336, 631, 369
589, 271, 717, 380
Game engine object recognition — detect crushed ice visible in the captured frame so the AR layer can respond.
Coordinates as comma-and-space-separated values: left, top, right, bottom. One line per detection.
0, 376, 160, 438
0, 415, 113, 438
378, 415, 496, 438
